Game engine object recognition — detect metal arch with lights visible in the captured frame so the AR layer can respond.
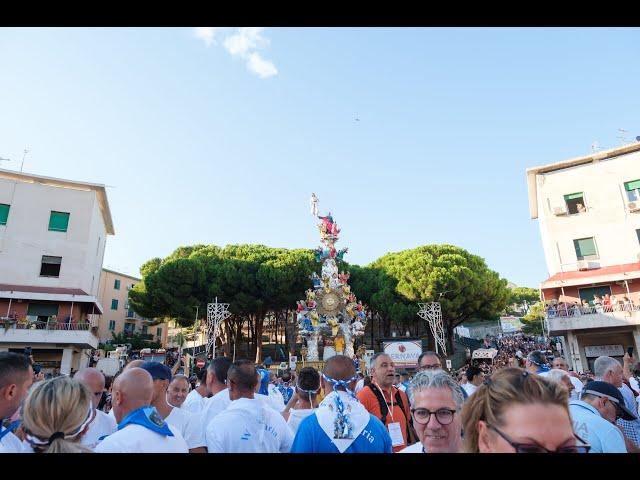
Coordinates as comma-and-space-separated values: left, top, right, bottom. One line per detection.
207, 297, 231, 359
417, 302, 447, 356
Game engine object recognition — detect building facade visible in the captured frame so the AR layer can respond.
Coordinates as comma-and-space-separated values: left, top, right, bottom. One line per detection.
97, 268, 168, 347
527, 142, 640, 372
0, 168, 114, 374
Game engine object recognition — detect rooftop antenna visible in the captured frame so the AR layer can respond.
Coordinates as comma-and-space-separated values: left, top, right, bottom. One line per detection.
0, 156, 10, 166
617, 129, 628, 145
20, 148, 29, 172
591, 140, 600, 152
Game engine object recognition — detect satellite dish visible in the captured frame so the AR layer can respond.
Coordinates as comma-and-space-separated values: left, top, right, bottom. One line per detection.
636, 136, 640, 142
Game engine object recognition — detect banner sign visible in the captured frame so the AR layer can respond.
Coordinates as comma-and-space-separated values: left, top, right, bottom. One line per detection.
382, 340, 422, 367
584, 345, 624, 358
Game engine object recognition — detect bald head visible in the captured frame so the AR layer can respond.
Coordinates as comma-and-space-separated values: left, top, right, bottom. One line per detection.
124, 359, 145, 371
322, 355, 357, 393
74, 368, 105, 409
112, 367, 154, 423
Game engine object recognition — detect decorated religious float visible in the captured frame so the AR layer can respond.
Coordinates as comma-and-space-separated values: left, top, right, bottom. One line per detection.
296, 194, 368, 364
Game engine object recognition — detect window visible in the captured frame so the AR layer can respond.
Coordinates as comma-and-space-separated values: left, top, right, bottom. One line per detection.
0, 204, 9, 225
111, 299, 118, 310
48, 211, 70, 232
114, 279, 121, 290
40, 256, 62, 277
573, 237, 598, 260
124, 322, 135, 333
142, 325, 148, 334
157, 327, 162, 338
564, 192, 586, 214
637, 229, 640, 245
108, 320, 116, 331
625, 180, 640, 202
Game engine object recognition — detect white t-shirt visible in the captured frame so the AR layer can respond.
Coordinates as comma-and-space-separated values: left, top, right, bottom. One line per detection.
462, 383, 477, 397
206, 397, 294, 453
166, 407, 205, 450
95, 423, 189, 453
569, 376, 583, 400
0, 427, 25, 453
257, 393, 285, 413
182, 389, 206, 413
286, 408, 315, 434
399, 441, 424, 453
201, 388, 231, 431
354, 378, 365, 394
81, 409, 118, 450
267, 384, 286, 412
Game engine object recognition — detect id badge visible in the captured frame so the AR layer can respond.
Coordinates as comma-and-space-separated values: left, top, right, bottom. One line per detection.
388, 422, 404, 447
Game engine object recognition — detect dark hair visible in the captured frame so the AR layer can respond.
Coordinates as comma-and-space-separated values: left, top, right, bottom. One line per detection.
527, 351, 547, 367
417, 351, 440, 366
297, 367, 320, 392
227, 359, 258, 392
208, 357, 232, 384
466, 365, 482, 382
0, 352, 32, 389
196, 367, 207, 383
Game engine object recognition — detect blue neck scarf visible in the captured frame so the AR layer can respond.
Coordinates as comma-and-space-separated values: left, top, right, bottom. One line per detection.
118, 406, 174, 437
0, 420, 21, 442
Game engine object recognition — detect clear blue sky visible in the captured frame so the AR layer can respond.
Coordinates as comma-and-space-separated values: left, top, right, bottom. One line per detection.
1, 27, 639, 287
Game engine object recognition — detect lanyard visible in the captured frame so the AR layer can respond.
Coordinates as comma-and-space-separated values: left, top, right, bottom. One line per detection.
0, 420, 21, 442
373, 382, 395, 422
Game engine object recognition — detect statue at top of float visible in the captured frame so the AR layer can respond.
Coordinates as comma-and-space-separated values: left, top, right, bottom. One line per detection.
295, 193, 368, 362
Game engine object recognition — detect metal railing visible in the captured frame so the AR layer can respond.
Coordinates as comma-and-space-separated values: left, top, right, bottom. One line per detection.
0, 318, 93, 331
545, 303, 640, 318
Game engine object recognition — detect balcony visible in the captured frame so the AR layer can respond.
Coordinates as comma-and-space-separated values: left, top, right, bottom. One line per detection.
545, 303, 640, 333
0, 317, 99, 349
125, 309, 148, 322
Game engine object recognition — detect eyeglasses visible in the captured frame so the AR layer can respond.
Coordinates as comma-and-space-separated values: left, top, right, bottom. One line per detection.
411, 408, 457, 425
488, 425, 591, 453
419, 364, 442, 371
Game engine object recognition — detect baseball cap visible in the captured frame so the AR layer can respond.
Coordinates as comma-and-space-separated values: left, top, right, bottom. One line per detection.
582, 381, 638, 421
140, 361, 172, 381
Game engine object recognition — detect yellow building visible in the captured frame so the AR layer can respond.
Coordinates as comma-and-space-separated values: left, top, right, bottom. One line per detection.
97, 268, 168, 347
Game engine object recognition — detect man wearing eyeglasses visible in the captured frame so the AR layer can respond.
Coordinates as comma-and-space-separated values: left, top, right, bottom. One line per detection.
74, 368, 117, 450
569, 381, 632, 453
417, 351, 442, 371
400, 370, 463, 453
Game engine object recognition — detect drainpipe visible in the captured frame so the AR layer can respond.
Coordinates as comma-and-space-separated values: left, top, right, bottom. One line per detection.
6, 298, 11, 318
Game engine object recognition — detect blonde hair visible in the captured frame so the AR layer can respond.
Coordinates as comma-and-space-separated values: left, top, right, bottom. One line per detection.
22, 376, 94, 453
460, 367, 569, 453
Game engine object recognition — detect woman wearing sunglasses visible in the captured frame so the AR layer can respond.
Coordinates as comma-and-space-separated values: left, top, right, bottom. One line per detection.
461, 367, 590, 453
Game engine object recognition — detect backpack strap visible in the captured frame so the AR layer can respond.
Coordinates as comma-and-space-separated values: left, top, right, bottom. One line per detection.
366, 384, 391, 425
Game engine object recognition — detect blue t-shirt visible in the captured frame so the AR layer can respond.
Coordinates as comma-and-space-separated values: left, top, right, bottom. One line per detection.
290, 412, 393, 453
569, 400, 626, 453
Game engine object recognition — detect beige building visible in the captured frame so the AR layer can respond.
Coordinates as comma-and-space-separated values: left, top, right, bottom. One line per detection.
97, 268, 168, 347
0, 168, 114, 374
527, 142, 640, 372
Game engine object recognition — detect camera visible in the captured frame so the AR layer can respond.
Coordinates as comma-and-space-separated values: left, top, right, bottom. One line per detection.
628, 346, 634, 357
33, 364, 41, 375
24, 346, 32, 357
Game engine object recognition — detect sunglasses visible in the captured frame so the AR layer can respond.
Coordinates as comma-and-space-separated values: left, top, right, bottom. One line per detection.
488, 425, 591, 453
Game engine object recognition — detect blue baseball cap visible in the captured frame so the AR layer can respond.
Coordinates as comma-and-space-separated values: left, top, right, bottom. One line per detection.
140, 361, 172, 381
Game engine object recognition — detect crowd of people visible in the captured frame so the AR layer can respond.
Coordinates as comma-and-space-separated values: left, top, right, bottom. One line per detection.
2, 334, 640, 454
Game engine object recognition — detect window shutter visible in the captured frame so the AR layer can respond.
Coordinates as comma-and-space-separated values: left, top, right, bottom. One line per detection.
0, 204, 9, 225
563, 192, 583, 200
49, 212, 70, 232
624, 180, 640, 191
574, 238, 596, 258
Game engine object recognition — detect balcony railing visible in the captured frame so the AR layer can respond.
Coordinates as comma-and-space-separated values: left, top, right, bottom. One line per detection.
545, 303, 640, 318
0, 318, 93, 331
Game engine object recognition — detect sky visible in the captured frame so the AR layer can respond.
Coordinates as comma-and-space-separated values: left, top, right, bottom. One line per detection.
0, 27, 639, 288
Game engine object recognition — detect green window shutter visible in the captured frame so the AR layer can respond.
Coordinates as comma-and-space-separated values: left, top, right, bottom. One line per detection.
564, 192, 583, 200
157, 328, 162, 337
574, 238, 597, 258
625, 180, 640, 191
114, 279, 120, 290
0, 204, 9, 225
111, 299, 118, 310
49, 211, 70, 232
